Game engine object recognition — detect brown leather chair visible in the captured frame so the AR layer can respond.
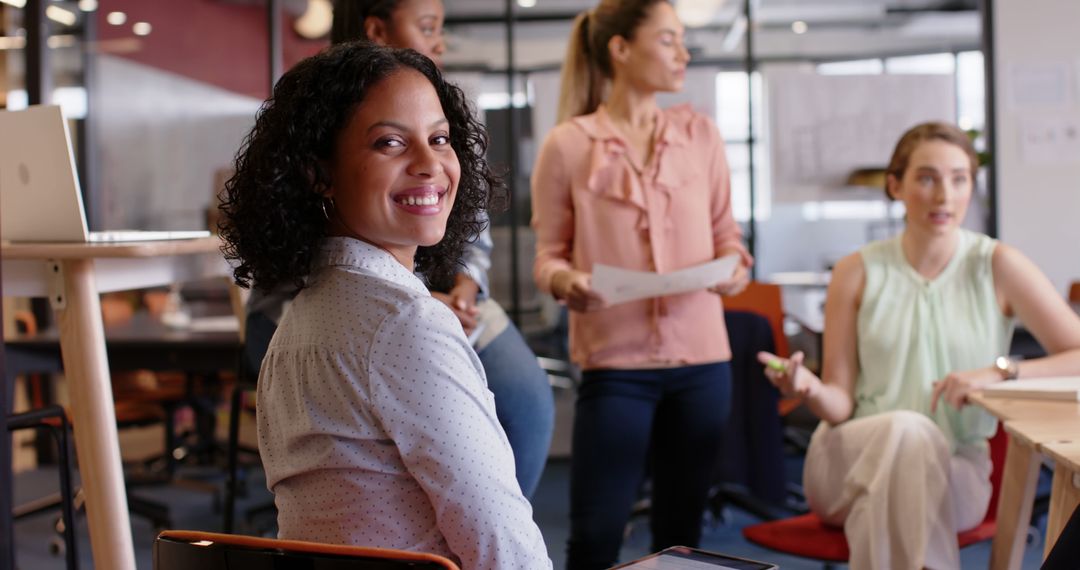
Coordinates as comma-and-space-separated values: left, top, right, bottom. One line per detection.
154, 530, 461, 569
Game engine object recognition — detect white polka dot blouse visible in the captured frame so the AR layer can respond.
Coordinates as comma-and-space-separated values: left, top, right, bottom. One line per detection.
257, 237, 552, 570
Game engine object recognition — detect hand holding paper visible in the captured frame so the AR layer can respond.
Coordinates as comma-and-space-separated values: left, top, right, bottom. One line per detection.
708, 260, 750, 297
552, 269, 607, 312
591, 254, 741, 306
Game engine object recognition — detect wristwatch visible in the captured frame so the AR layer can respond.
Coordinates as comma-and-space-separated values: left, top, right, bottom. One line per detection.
994, 355, 1020, 381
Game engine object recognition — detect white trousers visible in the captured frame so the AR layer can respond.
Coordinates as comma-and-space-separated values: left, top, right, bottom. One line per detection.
803, 410, 992, 570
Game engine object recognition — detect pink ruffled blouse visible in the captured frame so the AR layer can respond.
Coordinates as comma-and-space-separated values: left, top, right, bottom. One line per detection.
531, 104, 748, 370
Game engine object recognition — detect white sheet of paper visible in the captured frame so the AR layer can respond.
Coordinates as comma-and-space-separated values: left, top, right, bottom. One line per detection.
982, 376, 1080, 401
592, 255, 740, 306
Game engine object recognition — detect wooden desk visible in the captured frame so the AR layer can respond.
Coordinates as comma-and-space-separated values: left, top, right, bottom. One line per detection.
969, 392, 1080, 569
1, 237, 227, 570
6, 309, 241, 377
1039, 438, 1080, 558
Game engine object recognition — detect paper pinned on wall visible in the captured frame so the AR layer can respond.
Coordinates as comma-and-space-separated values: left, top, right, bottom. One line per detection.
1007, 61, 1074, 110
592, 255, 740, 306
1018, 114, 1080, 165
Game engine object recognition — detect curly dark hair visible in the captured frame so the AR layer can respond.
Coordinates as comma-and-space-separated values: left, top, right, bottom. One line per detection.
218, 42, 502, 293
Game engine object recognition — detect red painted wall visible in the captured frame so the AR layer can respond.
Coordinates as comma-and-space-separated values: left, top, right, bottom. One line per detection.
97, 0, 327, 100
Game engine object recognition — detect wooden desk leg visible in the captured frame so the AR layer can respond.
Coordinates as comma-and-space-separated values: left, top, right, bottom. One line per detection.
1044, 464, 1080, 559
56, 259, 136, 570
990, 436, 1040, 570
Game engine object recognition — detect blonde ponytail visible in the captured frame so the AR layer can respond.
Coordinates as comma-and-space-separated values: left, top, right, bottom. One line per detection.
555, 1, 668, 123
557, 11, 605, 122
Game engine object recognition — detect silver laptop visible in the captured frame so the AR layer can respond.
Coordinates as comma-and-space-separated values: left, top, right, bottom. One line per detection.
0, 105, 211, 243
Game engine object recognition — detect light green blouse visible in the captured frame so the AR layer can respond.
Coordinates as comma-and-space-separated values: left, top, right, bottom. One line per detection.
854, 229, 1013, 452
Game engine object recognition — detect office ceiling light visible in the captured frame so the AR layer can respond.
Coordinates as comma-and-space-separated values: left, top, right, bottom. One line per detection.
78, 0, 98, 12
517, 0, 537, 7
791, 20, 808, 34
675, 0, 724, 28
132, 21, 151, 36
294, 0, 332, 39
0, 36, 27, 50
106, 11, 126, 26
46, 5, 77, 26
0, 0, 27, 8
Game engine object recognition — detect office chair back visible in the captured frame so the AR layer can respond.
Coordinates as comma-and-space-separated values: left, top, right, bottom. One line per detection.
723, 282, 801, 416
723, 282, 789, 358
154, 530, 461, 570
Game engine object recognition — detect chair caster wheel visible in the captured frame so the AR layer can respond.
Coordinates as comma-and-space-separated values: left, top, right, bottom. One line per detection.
49, 537, 65, 557
1027, 525, 1042, 549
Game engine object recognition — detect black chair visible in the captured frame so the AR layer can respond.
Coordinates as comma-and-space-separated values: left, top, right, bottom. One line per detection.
222, 309, 275, 534
8, 405, 79, 570
221, 372, 266, 533
710, 310, 795, 522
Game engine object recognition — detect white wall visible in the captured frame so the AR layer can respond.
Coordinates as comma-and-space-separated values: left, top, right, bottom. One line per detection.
994, 0, 1080, 296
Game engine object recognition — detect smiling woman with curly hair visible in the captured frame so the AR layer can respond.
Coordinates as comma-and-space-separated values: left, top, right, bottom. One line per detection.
220, 43, 495, 294
218, 42, 551, 569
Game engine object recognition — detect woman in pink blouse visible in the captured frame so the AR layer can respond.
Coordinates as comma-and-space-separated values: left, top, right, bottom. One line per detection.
530, 1, 752, 568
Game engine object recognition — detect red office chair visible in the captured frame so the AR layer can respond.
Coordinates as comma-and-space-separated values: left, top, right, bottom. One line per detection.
742, 424, 1008, 568
723, 281, 809, 455
723, 282, 789, 358
723, 282, 799, 415
709, 282, 799, 520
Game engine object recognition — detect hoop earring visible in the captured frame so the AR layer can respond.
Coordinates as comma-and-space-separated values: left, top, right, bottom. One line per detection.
320, 197, 334, 221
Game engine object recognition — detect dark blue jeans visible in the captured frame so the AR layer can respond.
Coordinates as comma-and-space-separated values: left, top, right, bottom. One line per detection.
567, 362, 732, 570
477, 322, 555, 499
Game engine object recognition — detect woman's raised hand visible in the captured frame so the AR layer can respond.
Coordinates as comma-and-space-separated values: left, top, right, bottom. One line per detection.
757, 350, 818, 398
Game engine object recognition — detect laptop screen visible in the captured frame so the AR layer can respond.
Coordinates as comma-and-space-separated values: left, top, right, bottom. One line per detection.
0, 105, 91, 242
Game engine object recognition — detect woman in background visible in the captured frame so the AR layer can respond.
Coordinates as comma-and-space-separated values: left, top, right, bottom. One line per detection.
245, 0, 556, 499
220, 42, 551, 569
759, 122, 1080, 569
531, 1, 753, 568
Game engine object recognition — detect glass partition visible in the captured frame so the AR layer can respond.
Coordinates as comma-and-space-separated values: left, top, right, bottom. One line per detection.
1, 0, 331, 233
3, 0, 987, 326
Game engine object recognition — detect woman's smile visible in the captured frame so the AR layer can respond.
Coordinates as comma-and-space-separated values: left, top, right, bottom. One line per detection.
391, 185, 448, 213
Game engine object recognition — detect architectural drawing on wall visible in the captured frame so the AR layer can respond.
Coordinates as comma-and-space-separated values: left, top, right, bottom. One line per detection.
766, 71, 956, 202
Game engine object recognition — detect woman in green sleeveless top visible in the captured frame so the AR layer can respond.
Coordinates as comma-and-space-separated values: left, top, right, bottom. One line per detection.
759, 122, 1080, 569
